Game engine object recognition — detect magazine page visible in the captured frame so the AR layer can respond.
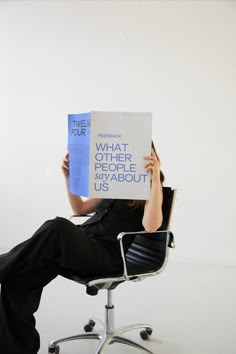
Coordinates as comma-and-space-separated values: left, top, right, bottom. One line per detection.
68, 112, 91, 197
89, 111, 152, 199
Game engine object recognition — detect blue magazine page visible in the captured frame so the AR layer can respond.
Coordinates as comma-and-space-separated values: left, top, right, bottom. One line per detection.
68, 113, 91, 197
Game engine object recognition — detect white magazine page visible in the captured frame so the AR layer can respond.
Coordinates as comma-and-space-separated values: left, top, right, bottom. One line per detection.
89, 111, 152, 199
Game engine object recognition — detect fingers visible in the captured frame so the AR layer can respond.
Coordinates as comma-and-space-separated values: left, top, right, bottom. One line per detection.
144, 148, 158, 161
144, 159, 159, 172
144, 158, 158, 168
144, 154, 159, 170
144, 149, 160, 179
61, 153, 69, 175
63, 154, 69, 164
62, 161, 69, 171
145, 163, 158, 174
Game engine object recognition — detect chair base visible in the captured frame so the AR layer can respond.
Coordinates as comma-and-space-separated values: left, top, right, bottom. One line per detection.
48, 323, 154, 354
49, 290, 155, 354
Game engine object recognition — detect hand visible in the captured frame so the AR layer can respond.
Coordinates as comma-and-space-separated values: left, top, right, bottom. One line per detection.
61, 152, 69, 178
144, 148, 161, 183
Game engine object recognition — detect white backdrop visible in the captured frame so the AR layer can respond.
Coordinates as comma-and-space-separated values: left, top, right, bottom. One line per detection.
0, 0, 235, 265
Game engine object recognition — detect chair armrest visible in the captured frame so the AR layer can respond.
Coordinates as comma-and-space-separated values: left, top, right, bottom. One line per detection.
117, 230, 175, 281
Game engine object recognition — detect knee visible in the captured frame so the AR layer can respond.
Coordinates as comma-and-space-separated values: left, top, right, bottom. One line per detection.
46, 217, 71, 232
34, 217, 73, 246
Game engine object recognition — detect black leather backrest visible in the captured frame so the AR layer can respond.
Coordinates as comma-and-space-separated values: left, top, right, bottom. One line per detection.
162, 186, 174, 228
125, 187, 174, 273
126, 231, 168, 273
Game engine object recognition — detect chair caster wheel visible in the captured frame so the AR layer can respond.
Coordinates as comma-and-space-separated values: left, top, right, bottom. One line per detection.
48, 344, 60, 354
84, 319, 96, 332
140, 328, 152, 340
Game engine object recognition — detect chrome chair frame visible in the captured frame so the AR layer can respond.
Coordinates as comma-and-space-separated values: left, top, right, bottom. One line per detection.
48, 189, 176, 354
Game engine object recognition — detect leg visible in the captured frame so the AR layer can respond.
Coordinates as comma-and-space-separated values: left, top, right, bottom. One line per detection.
0, 217, 112, 354
0, 266, 57, 354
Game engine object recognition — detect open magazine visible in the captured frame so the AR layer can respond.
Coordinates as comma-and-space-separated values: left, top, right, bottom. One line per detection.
68, 111, 152, 199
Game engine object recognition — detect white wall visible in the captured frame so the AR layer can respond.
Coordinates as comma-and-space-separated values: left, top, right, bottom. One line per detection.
0, 0, 235, 265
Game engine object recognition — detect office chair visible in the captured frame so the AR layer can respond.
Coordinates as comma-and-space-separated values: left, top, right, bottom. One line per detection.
48, 187, 176, 354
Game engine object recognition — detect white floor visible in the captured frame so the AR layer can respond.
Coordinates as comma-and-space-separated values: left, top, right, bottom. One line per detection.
30, 261, 236, 354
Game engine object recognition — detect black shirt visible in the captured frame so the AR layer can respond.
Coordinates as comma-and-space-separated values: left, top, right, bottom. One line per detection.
80, 199, 144, 252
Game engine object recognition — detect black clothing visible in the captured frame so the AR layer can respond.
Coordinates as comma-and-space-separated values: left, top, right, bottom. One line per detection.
81, 199, 144, 251
0, 199, 145, 354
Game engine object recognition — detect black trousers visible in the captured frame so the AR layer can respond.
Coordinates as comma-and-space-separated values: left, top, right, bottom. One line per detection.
0, 217, 121, 354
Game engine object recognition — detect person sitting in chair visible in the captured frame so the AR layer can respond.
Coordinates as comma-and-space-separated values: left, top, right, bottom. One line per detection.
0, 142, 164, 354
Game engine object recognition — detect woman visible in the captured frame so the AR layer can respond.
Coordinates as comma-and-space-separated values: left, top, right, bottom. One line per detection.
0, 144, 164, 354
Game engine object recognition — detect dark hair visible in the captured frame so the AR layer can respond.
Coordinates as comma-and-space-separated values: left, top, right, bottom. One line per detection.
127, 141, 165, 208
151, 140, 165, 184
